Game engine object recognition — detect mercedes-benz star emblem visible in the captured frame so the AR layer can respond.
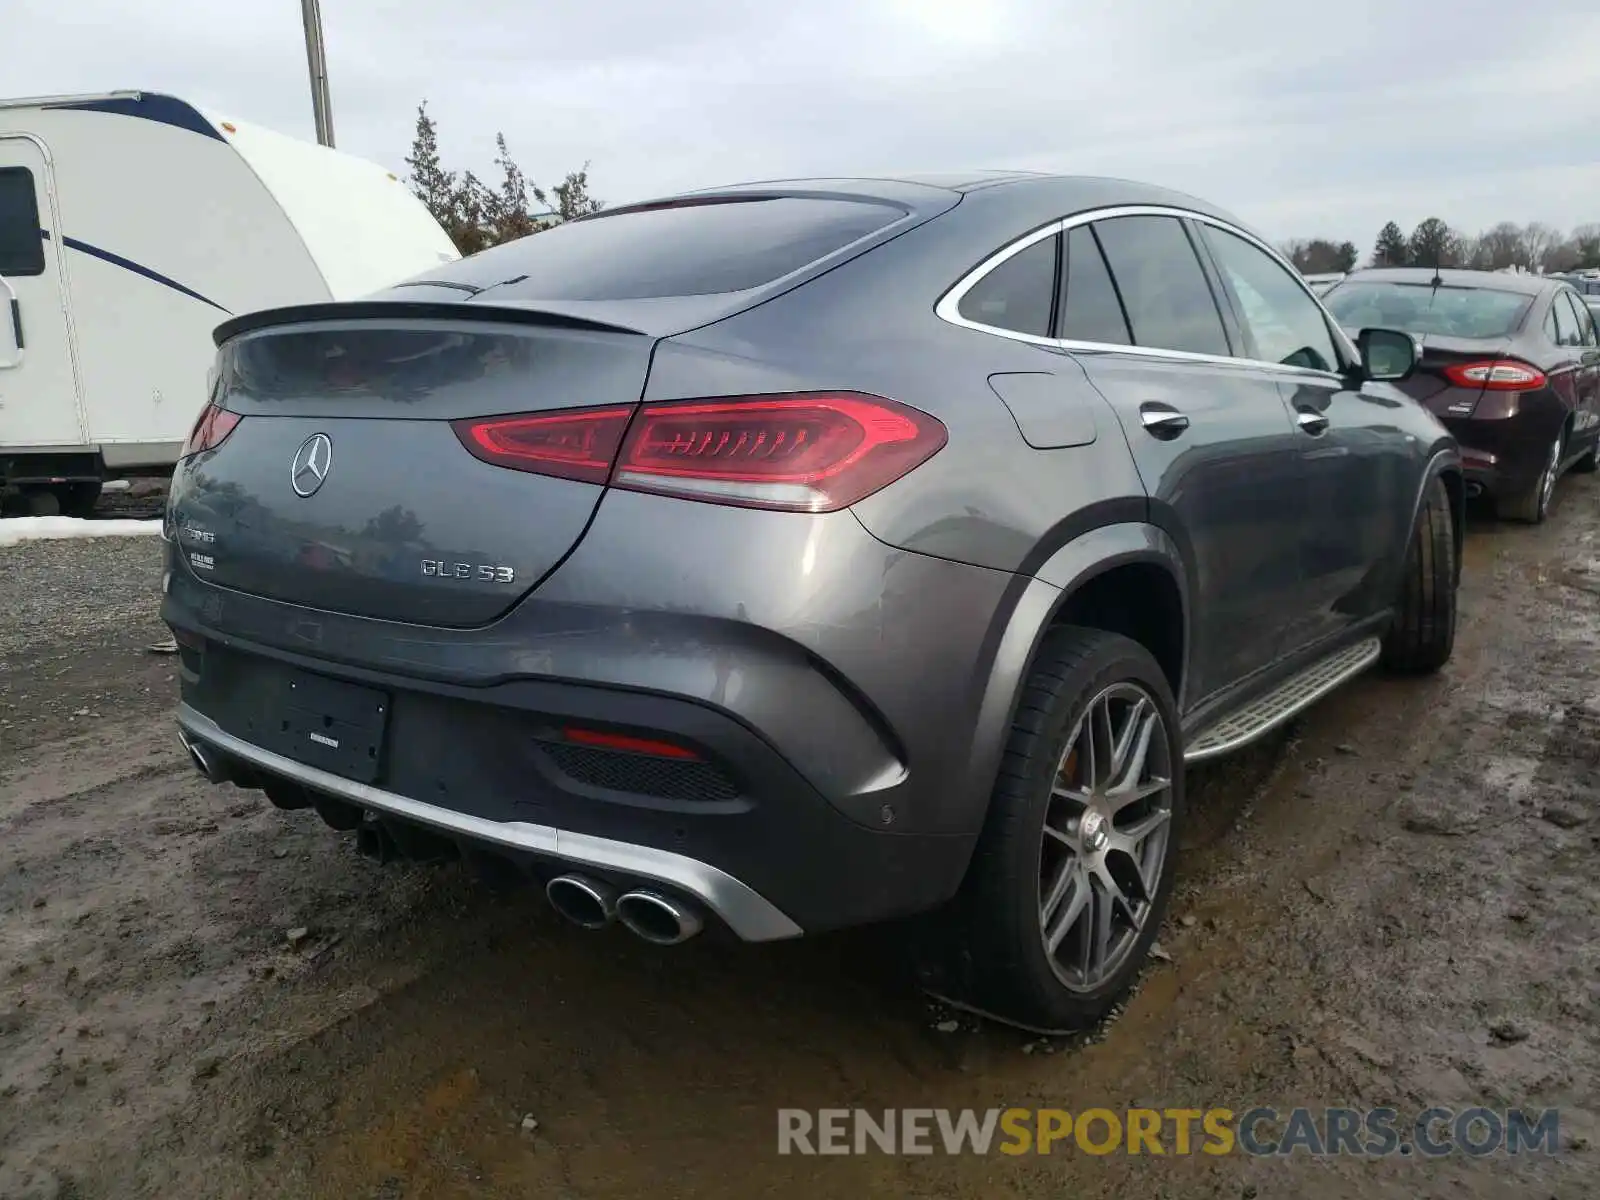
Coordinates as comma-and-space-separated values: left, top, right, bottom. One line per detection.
290, 433, 333, 498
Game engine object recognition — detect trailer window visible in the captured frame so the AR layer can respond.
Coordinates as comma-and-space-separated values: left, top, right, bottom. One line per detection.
0, 168, 45, 277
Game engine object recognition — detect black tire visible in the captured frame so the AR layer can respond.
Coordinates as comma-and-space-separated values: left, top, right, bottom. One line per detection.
55, 482, 101, 519
22, 488, 61, 518
1381, 476, 1457, 674
1572, 442, 1598, 474
1497, 429, 1563, 524
944, 626, 1184, 1031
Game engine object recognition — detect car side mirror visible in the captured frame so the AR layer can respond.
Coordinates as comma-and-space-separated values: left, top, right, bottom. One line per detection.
1357, 327, 1417, 382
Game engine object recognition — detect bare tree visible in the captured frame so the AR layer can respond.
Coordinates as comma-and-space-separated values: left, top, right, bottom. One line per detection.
1518, 222, 1558, 272
1571, 223, 1600, 270
1545, 237, 1583, 274
1283, 238, 1356, 274
1476, 222, 1523, 271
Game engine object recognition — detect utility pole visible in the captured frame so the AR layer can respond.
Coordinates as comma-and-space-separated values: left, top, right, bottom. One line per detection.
300, 0, 335, 147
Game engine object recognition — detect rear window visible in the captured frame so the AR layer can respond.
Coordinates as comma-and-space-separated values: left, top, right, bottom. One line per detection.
460, 197, 902, 301
1323, 281, 1533, 339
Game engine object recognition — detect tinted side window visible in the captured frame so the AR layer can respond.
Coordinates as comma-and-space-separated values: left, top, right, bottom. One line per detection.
957, 233, 1059, 337
1092, 216, 1229, 356
0, 168, 45, 277
1561, 292, 1597, 348
1200, 224, 1340, 372
1551, 293, 1579, 347
1059, 226, 1130, 344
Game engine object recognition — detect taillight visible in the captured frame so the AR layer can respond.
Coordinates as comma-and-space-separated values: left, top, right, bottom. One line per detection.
613, 393, 946, 512
453, 393, 947, 513
180, 402, 242, 457
1441, 360, 1547, 391
452, 405, 632, 484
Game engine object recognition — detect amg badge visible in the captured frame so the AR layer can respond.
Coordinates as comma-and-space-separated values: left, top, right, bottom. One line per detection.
421, 560, 516, 584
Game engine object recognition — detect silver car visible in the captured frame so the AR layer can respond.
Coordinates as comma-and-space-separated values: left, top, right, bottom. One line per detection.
166, 173, 1460, 1029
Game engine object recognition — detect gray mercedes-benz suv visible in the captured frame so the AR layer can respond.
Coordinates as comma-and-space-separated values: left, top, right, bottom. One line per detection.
164, 172, 1462, 1030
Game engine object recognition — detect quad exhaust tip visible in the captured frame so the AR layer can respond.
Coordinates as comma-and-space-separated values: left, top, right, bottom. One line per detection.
616, 889, 704, 945
546, 874, 618, 930
179, 739, 710, 945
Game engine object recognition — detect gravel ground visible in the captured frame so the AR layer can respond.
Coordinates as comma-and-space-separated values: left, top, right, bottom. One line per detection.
1, 483, 1599, 1199
0, 537, 171, 736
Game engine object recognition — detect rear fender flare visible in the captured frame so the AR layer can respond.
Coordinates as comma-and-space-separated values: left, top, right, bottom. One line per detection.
961, 521, 1192, 827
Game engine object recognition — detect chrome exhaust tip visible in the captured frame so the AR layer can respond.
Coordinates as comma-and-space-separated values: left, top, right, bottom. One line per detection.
546, 874, 618, 930
180, 732, 227, 784
616, 889, 704, 945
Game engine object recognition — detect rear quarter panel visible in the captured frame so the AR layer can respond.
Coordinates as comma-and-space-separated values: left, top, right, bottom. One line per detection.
633, 195, 1159, 831
642, 196, 1148, 575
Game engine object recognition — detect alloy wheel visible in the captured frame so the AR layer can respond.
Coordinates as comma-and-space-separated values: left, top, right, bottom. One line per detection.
1540, 433, 1563, 516
1038, 682, 1174, 993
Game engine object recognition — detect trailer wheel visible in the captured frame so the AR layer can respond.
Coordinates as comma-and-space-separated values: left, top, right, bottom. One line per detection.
22, 489, 61, 518
55, 482, 102, 519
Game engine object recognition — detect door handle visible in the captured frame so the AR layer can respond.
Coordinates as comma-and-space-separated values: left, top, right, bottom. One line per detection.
0, 274, 20, 367
1139, 404, 1190, 439
1295, 409, 1330, 436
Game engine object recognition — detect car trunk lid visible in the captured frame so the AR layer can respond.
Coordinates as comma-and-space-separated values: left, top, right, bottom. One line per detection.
170, 304, 654, 627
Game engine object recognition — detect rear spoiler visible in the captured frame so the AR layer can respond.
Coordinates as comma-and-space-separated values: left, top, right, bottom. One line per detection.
212, 299, 646, 347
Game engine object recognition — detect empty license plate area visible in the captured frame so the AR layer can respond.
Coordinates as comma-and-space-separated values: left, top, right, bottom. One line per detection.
274, 669, 390, 783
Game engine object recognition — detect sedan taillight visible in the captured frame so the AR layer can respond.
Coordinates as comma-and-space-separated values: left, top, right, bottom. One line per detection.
1441, 360, 1547, 391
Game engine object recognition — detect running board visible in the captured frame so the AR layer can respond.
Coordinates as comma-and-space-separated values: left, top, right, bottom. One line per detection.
1184, 636, 1382, 763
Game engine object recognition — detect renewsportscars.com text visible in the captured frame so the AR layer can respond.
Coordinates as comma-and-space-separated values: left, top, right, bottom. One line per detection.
777, 1106, 1561, 1157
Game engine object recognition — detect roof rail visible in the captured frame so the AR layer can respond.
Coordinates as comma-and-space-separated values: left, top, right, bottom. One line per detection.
0, 90, 144, 113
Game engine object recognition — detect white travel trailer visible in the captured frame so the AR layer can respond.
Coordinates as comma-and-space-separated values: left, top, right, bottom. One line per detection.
0, 91, 460, 515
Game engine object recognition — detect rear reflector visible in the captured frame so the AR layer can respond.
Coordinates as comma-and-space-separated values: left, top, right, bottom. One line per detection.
180, 402, 242, 458
562, 726, 701, 760
453, 392, 947, 512
1441, 360, 1547, 391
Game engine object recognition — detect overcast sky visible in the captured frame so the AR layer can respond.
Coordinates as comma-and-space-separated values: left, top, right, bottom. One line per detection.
14, 0, 1600, 248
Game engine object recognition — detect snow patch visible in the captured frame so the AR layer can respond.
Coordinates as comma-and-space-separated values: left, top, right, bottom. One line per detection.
0, 517, 164, 548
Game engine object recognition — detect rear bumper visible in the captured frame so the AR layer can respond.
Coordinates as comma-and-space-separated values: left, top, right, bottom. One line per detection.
1439, 420, 1555, 499
178, 704, 808, 940
162, 529, 1000, 935
1435, 391, 1570, 501
168, 635, 978, 936
160, 480, 1033, 935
